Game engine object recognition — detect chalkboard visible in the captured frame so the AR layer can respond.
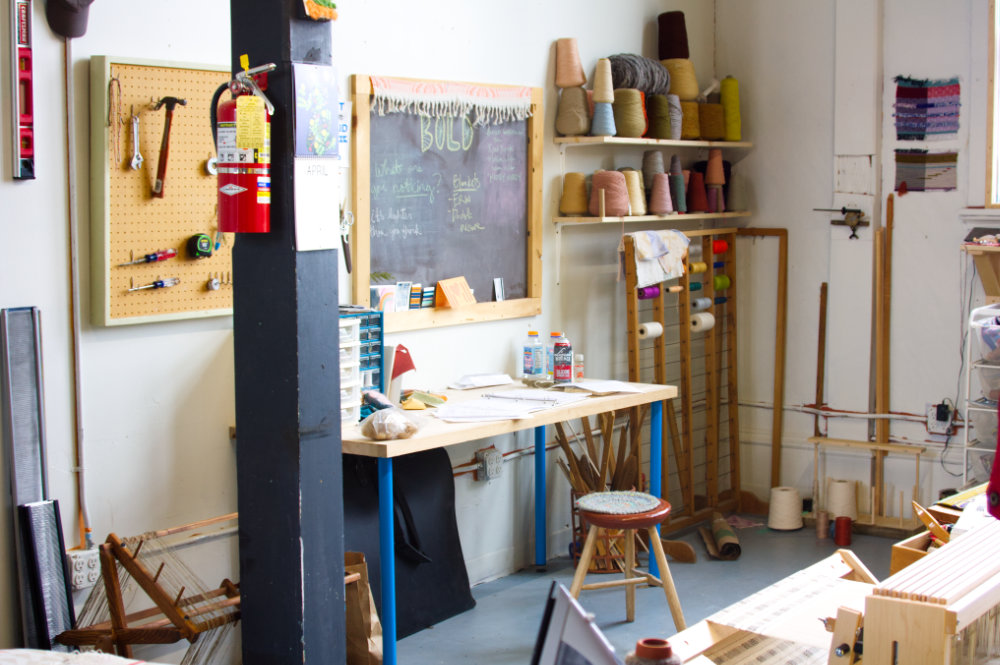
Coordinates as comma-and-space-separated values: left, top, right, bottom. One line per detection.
368, 111, 527, 301
351, 75, 543, 333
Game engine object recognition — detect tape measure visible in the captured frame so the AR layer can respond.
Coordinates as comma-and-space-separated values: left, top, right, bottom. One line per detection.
187, 234, 213, 259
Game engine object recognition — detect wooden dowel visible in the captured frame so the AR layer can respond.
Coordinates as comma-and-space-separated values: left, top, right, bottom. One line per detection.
153, 512, 239, 539
815, 282, 828, 437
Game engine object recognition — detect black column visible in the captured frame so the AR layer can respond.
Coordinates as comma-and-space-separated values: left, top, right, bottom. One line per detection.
229, 4, 343, 664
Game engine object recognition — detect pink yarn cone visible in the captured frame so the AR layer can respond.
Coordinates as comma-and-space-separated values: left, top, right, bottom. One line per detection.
649, 173, 674, 214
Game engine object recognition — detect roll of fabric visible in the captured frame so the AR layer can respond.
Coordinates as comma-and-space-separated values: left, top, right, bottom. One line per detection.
559, 172, 589, 215
668, 173, 687, 212
592, 58, 615, 103
590, 102, 616, 136
641, 150, 665, 191
658, 11, 690, 60
680, 101, 700, 139
646, 94, 672, 139
622, 169, 646, 215
589, 169, 630, 216
687, 170, 708, 212
720, 75, 742, 141
555, 86, 590, 136
612, 88, 647, 138
667, 93, 683, 140
648, 172, 673, 214
705, 148, 725, 185
662, 58, 698, 101
699, 103, 725, 140
555, 38, 586, 88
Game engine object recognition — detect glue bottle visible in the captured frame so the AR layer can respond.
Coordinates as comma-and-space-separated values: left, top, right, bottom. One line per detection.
522, 331, 541, 377
553, 333, 573, 384
574, 353, 585, 380
546, 332, 561, 379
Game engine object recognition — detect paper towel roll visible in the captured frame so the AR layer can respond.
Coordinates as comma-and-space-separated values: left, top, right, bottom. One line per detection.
690, 312, 715, 332
638, 321, 664, 339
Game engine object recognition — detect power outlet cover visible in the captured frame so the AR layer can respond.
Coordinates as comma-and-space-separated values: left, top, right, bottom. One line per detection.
67, 548, 100, 591
476, 449, 503, 481
926, 403, 952, 435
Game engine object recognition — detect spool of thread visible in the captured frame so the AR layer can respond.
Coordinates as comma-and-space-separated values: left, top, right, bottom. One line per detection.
555, 86, 590, 136
589, 170, 629, 216
705, 149, 725, 185
613, 89, 647, 138
559, 172, 589, 215
623, 169, 646, 215
713, 261, 725, 269
662, 58, 698, 101
698, 103, 725, 140
668, 173, 687, 212
687, 171, 708, 212
641, 150, 665, 190
593, 58, 615, 103
815, 510, 829, 539
682, 169, 690, 188
688, 243, 702, 259
713, 274, 731, 291
720, 76, 741, 141
767, 486, 804, 530
712, 239, 728, 254
657, 11, 689, 60
690, 312, 715, 332
689, 261, 707, 274
667, 94, 683, 140
680, 101, 700, 139
691, 297, 712, 312
706, 185, 724, 213
689, 281, 701, 291
668, 154, 683, 176
646, 94, 671, 139
637, 321, 664, 339
648, 173, 674, 214
554, 38, 586, 88
637, 285, 660, 300
834, 516, 852, 546
590, 102, 616, 136
827, 479, 858, 520
714, 296, 727, 305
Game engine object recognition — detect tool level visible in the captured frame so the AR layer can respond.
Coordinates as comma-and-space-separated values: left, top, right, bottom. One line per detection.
10, 0, 35, 179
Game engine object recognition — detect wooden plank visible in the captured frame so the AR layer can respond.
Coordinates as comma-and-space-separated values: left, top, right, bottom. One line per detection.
725, 232, 742, 508
553, 211, 752, 225
677, 256, 696, 515
808, 436, 924, 455
553, 135, 753, 149
815, 282, 828, 437
701, 236, 720, 505
873, 228, 886, 517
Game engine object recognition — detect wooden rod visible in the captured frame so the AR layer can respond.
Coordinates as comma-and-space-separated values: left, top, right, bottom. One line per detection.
152, 512, 239, 539
724, 232, 742, 509
702, 236, 720, 505
815, 282, 828, 437
873, 228, 886, 517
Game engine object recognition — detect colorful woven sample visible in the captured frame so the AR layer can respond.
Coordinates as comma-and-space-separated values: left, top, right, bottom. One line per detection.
894, 149, 957, 192
893, 76, 960, 140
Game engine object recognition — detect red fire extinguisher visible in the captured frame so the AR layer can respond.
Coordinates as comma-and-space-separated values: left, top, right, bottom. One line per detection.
212, 63, 276, 233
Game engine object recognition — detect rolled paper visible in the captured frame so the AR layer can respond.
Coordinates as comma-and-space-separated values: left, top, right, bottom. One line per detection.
713, 274, 731, 290
637, 321, 664, 339
713, 239, 729, 254
689, 261, 707, 274
705, 148, 725, 185
658, 11, 690, 60
555, 38, 586, 88
667, 93, 683, 140
589, 170, 629, 216
623, 169, 646, 216
668, 173, 687, 212
613, 88, 647, 138
637, 285, 660, 299
590, 101, 616, 136
555, 86, 590, 136
648, 173, 674, 214
720, 75, 742, 141
691, 296, 712, 312
690, 311, 716, 332
680, 101, 700, 139
593, 58, 615, 103
559, 172, 589, 215
687, 171, 708, 212
699, 103, 725, 140
662, 58, 699, 100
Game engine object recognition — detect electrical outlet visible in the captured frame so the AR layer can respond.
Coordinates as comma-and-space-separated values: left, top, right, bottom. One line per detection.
475, 448, 503, 481
926, 402, 953, 435
67, 548, 100, 591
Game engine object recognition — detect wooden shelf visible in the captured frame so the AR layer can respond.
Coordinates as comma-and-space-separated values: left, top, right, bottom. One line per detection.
962, 243, 1000, 303
553, 211, 752, 225
554, 136, 753, 149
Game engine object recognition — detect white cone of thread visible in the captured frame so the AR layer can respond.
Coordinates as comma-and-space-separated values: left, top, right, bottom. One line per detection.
637, 321, 663, 339
690, 312, 715, 332
826, 479, 858, 520
768, 486, 803, 530
691, 297, 712, 312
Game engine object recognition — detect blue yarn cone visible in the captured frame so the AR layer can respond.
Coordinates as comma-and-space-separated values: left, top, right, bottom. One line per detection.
590, 102, 617, 136
669, 173, 687, 212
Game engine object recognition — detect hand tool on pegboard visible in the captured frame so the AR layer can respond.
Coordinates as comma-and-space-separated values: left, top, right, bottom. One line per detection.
151, 96, 186, 197
10, 0, 35, 179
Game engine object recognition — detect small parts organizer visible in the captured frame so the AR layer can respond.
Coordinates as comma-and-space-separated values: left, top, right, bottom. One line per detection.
90, 56, 232, 326
339, 308, 384, 422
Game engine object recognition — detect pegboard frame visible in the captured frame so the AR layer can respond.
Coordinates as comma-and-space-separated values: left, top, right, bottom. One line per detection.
90, 56, 232, 326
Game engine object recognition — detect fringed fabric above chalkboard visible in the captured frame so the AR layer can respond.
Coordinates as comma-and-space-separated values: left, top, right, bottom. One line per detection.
893, 75, 960, 141
370, 76, 533, 125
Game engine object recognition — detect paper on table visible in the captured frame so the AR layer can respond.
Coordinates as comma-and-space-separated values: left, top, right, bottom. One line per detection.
553, 379, 642, 395
448, 373, 513, 390
433, 398, 538, 422
484, 389, 591, 407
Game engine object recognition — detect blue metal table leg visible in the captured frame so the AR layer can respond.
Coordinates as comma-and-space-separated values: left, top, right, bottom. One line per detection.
378, 457, 397, 665
648, 400, 663, 579
534, 425, 546, 570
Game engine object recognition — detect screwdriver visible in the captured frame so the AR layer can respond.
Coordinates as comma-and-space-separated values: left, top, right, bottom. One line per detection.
118, 248, 177, 266
128, 277, 180, 292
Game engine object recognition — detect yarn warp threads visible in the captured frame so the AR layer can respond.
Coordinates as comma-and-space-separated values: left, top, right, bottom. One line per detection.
705, 149, 726, 185
687, 171, 708, 212
554, 38, 586, 88
713, 274, 731, 291
608, 54, 671, 97
637, 285, 660, 300
667, 94, 683, 140
658, 11, 690, 60
668, 173, 687, 212
646, 94, 672, 139
590, 102, 616, 136
641, 151, 665, 191
637, 321, 664, 339
613, 88, 647, 138
767, 486, 804, 530
622, 169, 646, 215
690, 296, 712, 312
662, 58, 698, 101
555, 86, 590, 136
690, 312, 715, 332
720, 76, 742, 141
680, 101, 700, 139
648, 173, 674, 214
592, 58, 615, 103
559, 172, 589, 215
698, 103, 725, 140
826, 479, 858, 520
589, 170, 629, 216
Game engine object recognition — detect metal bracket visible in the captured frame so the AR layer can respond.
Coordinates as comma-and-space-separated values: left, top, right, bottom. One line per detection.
814, 207, 869, 239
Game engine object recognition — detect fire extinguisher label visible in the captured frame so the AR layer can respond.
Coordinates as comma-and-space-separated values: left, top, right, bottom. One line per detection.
220, 183, 247, 196
257, 176, 271, 204
217, 122, 266, 167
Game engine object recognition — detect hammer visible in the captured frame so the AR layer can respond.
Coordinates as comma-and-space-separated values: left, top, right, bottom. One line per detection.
151, 96, 186, 198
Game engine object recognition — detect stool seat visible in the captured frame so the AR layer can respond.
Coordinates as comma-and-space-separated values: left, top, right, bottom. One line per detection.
579, 497, 671, 530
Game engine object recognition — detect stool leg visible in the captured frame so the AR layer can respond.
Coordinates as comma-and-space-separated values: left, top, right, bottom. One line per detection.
570, 526, 599, 598
647, 527, 686, 631
624, 529, 635, 622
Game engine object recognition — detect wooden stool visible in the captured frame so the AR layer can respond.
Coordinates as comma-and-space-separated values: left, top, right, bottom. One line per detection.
569, 492, 686, 632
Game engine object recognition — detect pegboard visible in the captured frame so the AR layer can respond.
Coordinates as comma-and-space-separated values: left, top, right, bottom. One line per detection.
90, 56, 232, 326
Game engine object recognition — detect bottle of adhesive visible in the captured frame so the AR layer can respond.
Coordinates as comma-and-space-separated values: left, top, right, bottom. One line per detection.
522, 331, 540, 377
574, 353, 585, 380
546, 332, 561, 378
531, 333, 544, 375
553, 333, 573, 384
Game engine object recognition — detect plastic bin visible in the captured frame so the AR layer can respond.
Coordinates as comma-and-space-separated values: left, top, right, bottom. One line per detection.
970, 304, 1000, 363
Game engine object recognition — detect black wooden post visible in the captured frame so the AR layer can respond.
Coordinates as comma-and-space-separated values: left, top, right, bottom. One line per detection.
229, 3, 344, 663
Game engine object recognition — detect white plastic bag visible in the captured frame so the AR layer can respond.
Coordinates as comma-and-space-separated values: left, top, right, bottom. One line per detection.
360, 408, 419, 440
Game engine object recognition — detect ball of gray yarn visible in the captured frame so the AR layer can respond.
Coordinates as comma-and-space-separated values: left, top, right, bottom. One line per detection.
608, 53, 671, 97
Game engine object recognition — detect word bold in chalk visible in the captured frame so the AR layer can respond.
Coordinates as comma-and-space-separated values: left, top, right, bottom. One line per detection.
420, 115, 474, 153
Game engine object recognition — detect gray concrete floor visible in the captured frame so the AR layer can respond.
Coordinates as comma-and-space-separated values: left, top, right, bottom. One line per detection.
397, 518, 895, 664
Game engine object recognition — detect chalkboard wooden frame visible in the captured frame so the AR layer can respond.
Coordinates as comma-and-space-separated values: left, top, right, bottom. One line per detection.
351, 74, 543, 333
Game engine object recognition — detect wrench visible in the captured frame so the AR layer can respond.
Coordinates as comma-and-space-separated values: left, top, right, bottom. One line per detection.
130, 111, 143, 170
